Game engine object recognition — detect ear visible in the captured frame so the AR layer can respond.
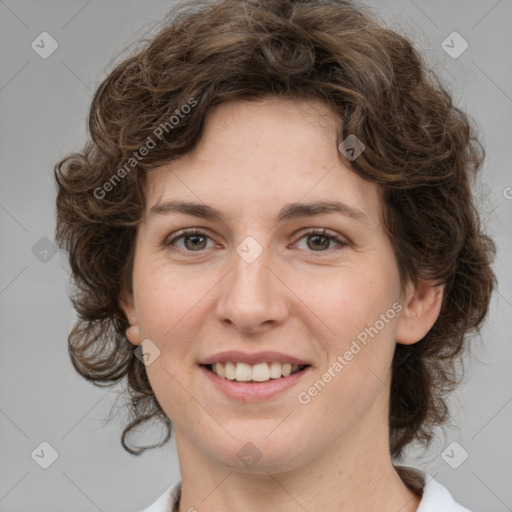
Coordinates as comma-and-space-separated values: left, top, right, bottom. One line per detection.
119, 291, 143, 346
395, 278, 444, 345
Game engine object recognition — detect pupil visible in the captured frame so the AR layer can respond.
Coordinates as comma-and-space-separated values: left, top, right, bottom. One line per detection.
184, 234, 329, 251
186, 235, 206, 250
309, 234, 329, 250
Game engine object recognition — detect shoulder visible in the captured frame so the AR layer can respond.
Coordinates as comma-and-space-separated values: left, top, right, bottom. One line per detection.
137, 479, 180, 512
396, 465, 473, 512
138, 468, 474, 512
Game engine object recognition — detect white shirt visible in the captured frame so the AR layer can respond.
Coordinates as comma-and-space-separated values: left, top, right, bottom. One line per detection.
139, 465, 472, 512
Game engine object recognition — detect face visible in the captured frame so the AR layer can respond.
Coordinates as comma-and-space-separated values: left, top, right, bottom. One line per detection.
121, 96, 441, 473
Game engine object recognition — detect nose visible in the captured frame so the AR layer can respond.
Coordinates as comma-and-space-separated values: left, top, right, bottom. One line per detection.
214, 242, 289, 334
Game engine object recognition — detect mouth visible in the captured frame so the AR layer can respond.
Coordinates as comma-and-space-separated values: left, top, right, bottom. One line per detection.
201, 361, 310, 382
199, 361, 312, 401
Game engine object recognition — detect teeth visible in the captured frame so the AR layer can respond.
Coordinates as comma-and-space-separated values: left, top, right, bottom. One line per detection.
210, 362, 305, 382
216, 362, 226, 378
252, 362, 271, 382
282, 363, 292, 377
235, 362, 252, 381
269, 361, 282, 378
225, 361, 236, 380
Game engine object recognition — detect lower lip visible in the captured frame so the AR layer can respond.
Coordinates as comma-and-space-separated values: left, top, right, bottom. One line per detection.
199, 365, 312, 402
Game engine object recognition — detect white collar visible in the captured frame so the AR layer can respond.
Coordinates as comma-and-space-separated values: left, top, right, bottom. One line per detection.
140, 465, 472, 512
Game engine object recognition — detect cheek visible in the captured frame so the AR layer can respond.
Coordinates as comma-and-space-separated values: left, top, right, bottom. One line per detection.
132, 257, 205, 339
145, 357, 200, 434
303, 264, 398, 333
298, 272, 399, 427
302, 263, 400, 387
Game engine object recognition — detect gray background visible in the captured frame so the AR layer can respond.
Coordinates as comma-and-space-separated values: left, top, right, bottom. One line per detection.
0, 0, 511, 511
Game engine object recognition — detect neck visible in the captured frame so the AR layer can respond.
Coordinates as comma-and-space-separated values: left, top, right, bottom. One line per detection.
173, 421, 421, 512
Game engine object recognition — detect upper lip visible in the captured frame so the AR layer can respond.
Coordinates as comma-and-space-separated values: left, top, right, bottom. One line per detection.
199, 351, 311, 366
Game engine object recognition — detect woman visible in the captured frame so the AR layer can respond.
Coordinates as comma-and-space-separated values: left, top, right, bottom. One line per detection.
54, 0, 496, 511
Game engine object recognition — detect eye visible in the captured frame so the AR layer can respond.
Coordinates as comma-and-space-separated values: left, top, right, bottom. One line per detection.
164, 229, 215, 252
292, 229, 348, 253
164, 228, 349, 255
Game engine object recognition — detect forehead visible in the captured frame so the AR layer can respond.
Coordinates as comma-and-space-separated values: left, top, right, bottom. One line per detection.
144, 97, 383, 228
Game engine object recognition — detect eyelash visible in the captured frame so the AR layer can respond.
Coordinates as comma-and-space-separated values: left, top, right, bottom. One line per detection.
164, 228, 349, 256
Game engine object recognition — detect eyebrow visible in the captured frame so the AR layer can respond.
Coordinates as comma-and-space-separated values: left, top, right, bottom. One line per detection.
149, 199, 371, 227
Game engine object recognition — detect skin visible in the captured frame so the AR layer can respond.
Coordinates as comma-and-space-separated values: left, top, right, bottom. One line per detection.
121, 96, 444, 512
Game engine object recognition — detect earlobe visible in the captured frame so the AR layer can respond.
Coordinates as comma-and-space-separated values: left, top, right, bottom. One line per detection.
119, 292, 143, 346
125, 325, 143, 346
396, 279, 444, 346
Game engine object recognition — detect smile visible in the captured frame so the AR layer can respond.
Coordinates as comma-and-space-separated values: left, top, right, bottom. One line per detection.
199, 362, 312, 401
204, 361, 308, 382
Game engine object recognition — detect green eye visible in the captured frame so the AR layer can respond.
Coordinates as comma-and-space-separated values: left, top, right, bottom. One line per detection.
164, 228, 348, 256
165, 229, 212, 252
293, 229, 348, 252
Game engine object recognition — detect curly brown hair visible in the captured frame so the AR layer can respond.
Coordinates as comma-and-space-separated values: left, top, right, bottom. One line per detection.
54, 0, 496, 460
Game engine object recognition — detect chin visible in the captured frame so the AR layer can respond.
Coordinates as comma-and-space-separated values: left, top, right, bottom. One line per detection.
200, 429, 311, 474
